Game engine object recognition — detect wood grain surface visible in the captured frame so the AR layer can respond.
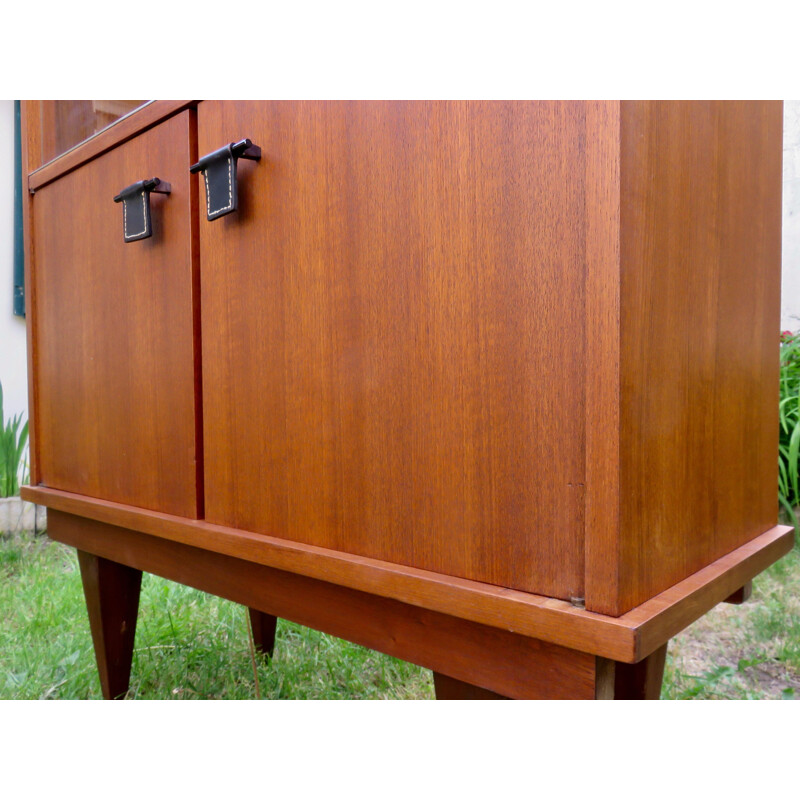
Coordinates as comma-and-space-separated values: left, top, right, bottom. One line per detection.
22, 101, 786, 637
28, 101, 194, 189
198, 100, 588, 600
49, 510, 602, 699
23, 486, 793, 662
601, 101, 784, 615
432, 673, 510, 699
30, 111, 201, 518
584, 101, 622, 615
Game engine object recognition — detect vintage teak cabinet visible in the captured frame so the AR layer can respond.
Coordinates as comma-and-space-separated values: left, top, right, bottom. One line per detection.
19, 101, 792, 699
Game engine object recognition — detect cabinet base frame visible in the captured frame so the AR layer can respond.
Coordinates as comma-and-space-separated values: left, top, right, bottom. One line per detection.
61, 511, 622, 699
23, 486, 795, 665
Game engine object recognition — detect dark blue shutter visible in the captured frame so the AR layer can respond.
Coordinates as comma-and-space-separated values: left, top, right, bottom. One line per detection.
13, 100, 24, 318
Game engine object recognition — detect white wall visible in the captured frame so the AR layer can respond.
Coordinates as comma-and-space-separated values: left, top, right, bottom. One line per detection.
781, 100, 800, 331
0, 100, 28, 423
783, 101, 800, 331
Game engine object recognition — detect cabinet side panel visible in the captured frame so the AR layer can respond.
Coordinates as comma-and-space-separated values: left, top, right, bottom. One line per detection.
584, 102, 622, 614
617, 101, 783, 614
199, 101, 587, 598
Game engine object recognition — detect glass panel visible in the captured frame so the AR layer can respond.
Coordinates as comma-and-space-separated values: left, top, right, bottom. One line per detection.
39, 101, 148, 165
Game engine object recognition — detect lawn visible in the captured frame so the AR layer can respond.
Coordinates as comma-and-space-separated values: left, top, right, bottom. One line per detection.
1, 530, 797, 700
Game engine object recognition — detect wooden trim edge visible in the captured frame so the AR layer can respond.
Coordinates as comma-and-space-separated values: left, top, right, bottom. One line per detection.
629, 527, 794, 659
27, 101, 197, 191
51, 510, 599, 699
21, 485, 793, 663
584, 100, 622, 614
23, 485, 634, 660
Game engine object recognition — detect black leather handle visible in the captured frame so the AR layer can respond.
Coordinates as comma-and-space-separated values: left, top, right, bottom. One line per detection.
190, 139, 261, 221
113, 177, 171, 243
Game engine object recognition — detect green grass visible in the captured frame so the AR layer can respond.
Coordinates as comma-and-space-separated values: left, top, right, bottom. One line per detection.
1, 530, 797, 700
661, 546, 800, 699
0, 532, 434, 700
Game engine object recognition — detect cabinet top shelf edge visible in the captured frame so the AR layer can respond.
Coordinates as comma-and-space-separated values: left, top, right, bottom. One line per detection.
26, 101, 197, 192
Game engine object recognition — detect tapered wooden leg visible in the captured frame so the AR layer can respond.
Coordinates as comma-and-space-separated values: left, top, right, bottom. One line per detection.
723, 581, 752, 605
248, 609, 278, 658
433, 672, 510, 700
77, 550, 142, 700
613, 643, 668, 700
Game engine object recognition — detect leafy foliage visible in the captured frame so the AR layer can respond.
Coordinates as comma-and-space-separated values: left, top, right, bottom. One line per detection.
779, 331, 800, 530
0, 381, 29, 498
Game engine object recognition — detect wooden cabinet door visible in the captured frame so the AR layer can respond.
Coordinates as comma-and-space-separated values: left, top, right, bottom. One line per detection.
31, 111, 201, 518
198, 102, 587, 599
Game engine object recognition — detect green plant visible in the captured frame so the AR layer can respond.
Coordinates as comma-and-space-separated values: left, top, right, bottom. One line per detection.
779, 331, 800, 530
0, 380, 29, 498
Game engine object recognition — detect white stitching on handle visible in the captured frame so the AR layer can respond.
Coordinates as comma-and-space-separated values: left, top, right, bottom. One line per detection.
205, 155, 234, 217
123, 191, 149, 241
